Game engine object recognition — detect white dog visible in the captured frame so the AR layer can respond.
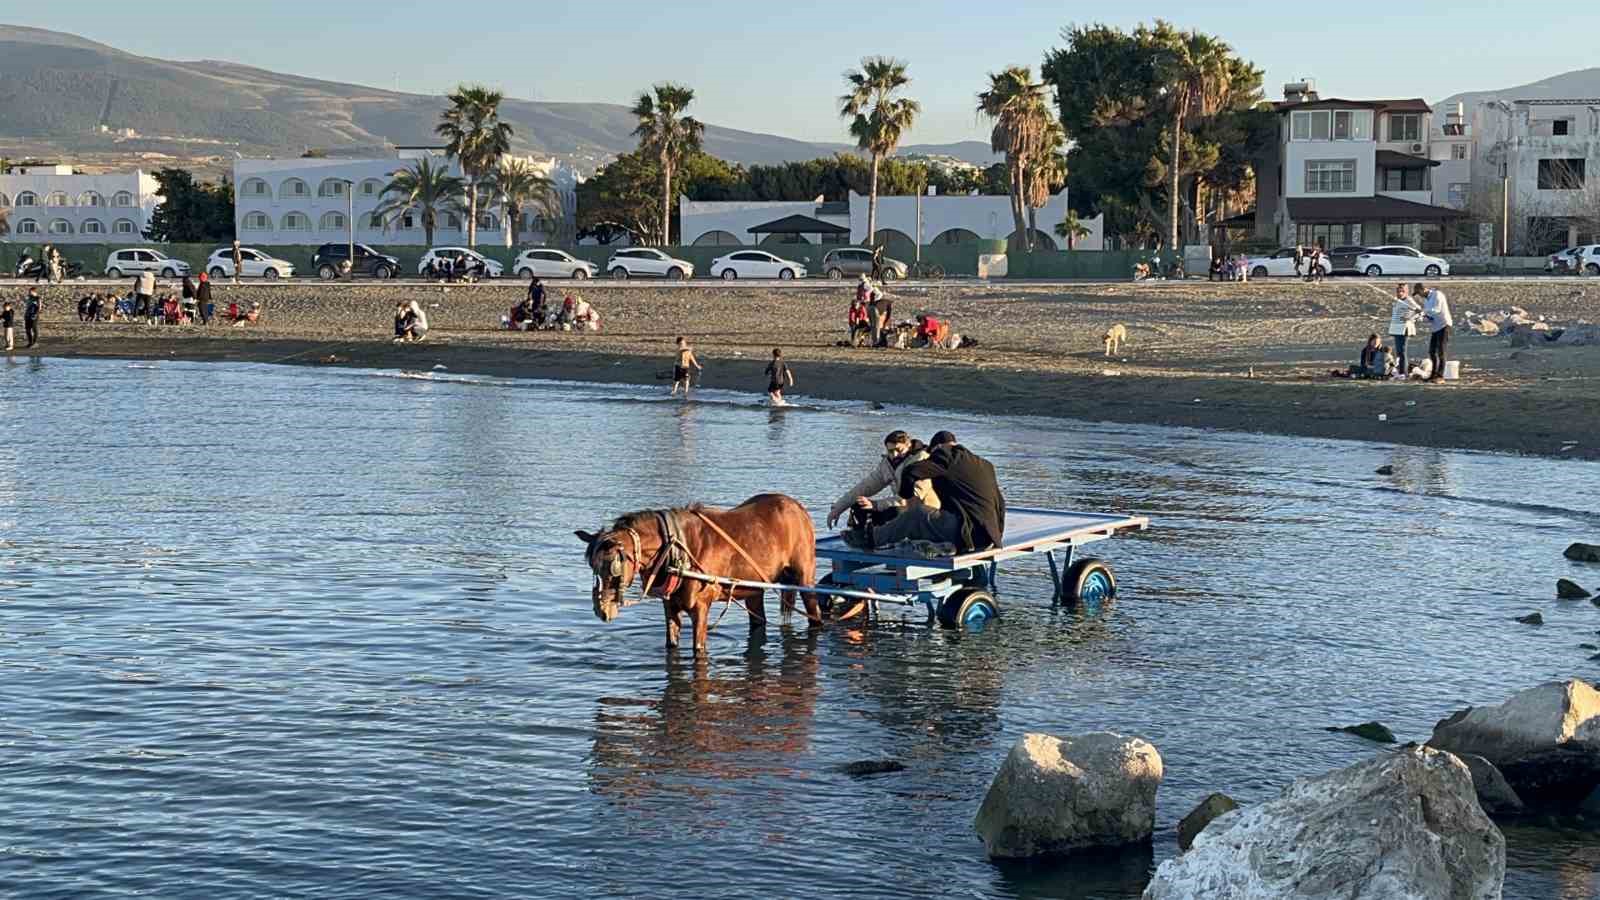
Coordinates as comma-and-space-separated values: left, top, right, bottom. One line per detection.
1103, 323, 1127, 357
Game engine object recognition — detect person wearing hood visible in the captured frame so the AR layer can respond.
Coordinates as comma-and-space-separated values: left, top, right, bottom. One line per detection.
826, 430, 941, 529
850, 431, 1006, 553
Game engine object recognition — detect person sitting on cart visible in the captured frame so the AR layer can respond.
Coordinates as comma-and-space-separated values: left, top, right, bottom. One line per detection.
826, 430, 939, 531
847, 430, 1005, 554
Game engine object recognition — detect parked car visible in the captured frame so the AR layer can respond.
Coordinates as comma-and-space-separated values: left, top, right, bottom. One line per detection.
1244, 248, 1332, 279
312, 242, 399, 280
513, 248, 597, 279
819, 247, 908, 281
1546, 245, 1600, 274
104, 248, 191, 278
1355, 246, 1450, 277
605, 247, 694, 280
206, 246, 294, 280
708, 249, 807, 280
1326, 246, 1369, 274
418, 247, 503, 279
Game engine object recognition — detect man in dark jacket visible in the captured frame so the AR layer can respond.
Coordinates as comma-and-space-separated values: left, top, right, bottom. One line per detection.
24, 287, 41, 347
856, 431, 1005, 552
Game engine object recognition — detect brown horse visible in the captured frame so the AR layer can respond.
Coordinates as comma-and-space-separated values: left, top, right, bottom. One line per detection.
576, 493, 821, 654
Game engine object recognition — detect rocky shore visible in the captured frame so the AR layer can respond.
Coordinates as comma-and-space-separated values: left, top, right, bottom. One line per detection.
9, 277, 1600, 459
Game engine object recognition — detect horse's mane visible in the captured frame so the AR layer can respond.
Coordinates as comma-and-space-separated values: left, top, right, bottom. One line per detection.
608, 503, 707, 532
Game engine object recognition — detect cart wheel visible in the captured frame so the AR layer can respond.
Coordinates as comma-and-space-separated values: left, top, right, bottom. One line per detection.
1065, 558, 1116, 605
938, 588, 998, 629
818, 574, 868, 622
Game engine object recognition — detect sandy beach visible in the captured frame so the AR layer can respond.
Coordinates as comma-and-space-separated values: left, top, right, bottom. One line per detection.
11, 277, 1600, 460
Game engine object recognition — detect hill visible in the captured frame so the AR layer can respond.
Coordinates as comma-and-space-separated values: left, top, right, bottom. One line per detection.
0, 24, 998, 172
1436, 68, 1600, 116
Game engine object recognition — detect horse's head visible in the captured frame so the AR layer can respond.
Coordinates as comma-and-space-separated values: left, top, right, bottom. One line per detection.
576, 527, 644, 622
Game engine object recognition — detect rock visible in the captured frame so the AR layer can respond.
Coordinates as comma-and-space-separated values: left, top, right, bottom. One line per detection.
1582, 643, 1599, 650
1559, 578, 1593, 599
1515, 612, 1544, 625
1472, 319, 1500, 336
1374, 464, 1395, 475
1141, 746, 1504, 900
1556, 324, 1600, 346
1457, 752, 1525, 817
1177, 792, 1238, 852
974, 731, 1162, 858
1326, 721, 1398, 743
1566, 542, 1600, 562
839, 759, 906, 777
1428, 679, 1600, 811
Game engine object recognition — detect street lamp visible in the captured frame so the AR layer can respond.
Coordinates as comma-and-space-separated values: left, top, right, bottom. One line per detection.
335, 178, 355, 277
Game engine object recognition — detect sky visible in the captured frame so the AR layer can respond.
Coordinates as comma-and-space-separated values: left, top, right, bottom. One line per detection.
6, 1, 1590, 145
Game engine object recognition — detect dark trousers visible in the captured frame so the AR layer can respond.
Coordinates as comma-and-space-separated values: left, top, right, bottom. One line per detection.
24, 319, 38, 347
1428, 327, 1450, 378
1392, 333, 1408, 372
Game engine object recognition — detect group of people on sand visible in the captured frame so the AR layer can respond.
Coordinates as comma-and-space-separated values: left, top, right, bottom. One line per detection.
671, 337, 795, 406
825, 428, 1006, 555
506, 278, 600, 332
1347, 281, 1453, 381
847, 275, 958, 349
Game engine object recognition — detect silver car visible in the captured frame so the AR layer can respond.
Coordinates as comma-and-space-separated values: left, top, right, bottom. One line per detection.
820, 247, 907, 281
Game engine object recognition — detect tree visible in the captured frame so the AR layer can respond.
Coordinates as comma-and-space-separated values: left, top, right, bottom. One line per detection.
489, 158, 559, 246
840, 57, 920, 249
1150, 22, 1235, 250
631, 83, 704, 245
1054, 210, 1091, 250
143, 168, 235, 243
372, 156, 466, 248
978, 66, 1052, 251
437, 84, 513, 247
1025, 119, 1068, 244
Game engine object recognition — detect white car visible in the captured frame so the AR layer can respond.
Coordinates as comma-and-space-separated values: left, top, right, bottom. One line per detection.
709, 250, 807, 280
419, 247, 503, 278
513, 248, 598, 279
206, 246, 294, 280
1356, 246, 1450, 278
1245, 248, 1332, 279
105, 248, 191, 279
605, 247, 695, 280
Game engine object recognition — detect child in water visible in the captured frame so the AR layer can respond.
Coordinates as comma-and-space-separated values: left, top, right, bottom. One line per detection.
764, 347, 794, 406
671, 336, 702, 398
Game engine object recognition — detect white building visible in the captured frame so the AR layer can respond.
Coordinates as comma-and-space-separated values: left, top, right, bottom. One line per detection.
0, 165, 161, 244
232, 148, 580, 247
1471, 98, 1600, 254
679, 190, 1104, 251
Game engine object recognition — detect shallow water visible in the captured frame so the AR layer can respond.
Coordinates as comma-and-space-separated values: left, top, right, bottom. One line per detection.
2, 355, 1597, 899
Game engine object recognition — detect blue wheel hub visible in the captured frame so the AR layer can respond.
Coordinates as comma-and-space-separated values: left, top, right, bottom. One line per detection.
963, 601, 994, 624
1080, 571, 1112, 603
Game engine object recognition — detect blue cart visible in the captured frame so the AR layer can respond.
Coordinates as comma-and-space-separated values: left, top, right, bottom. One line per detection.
813, 508, 1149, 627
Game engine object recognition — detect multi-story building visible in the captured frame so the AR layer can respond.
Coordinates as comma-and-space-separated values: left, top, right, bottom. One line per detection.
232, 148, 580, 247
1254, 81, 1464, 251
1430, 102, 1474, 211
0, 165, 161, 244
1471, 98, 1600, 254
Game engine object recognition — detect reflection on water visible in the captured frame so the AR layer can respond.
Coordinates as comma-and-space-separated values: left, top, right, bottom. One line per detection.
1, 358, 1597, 899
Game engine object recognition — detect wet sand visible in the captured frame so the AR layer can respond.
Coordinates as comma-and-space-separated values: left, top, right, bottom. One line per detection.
14, 278, 1600, 460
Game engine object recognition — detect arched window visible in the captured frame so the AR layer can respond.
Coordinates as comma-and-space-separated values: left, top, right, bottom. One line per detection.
81, 219, 106, 235
443, 213, 462, 229
241, 178, 272, 198
112, 191, 135, 207
242, 211, 271, 230
691, 230, 742, 246
359, 178, 384, 197
16, 191, 38, 207
47, 218, 73, 234
113, 219, 136, 234
281, 178, 309, 198
320, 211, 347, 230
930, 227, 981, 245
317, 178, 347, 198
281, 211, 311, 231
79, 190, 105, 207
16, 218, 40, 234
45, 191, 70, 207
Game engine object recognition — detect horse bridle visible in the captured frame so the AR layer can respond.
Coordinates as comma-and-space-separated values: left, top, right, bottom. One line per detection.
589, 512, 686, 601
590, 527, 646, 592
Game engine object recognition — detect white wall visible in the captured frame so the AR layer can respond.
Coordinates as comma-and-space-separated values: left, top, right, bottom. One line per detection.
846, 189, 1101, 250
0, 170, 159, 244
677, 199, 836, 246
1282, 141, 1376, 197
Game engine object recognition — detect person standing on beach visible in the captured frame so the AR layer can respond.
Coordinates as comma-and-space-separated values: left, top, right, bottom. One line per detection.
870, 245, 885, 283
671, 336, 702, 398
1387, 284, 1421, 375
231, 240, 244, 285
134, 270, 155, 320
764, 348, 794, 406
1417, 282, 1452, 381
1, 299, 15, 351
23, 287, 41, 348
195, 273, 214, 325
866, 279, 885, 349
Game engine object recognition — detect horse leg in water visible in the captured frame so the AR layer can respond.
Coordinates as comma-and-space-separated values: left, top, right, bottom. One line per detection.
782, 556, 822, 627
688, 592, 710, 655
663, 600, 682, 651
741, 586, 766, 630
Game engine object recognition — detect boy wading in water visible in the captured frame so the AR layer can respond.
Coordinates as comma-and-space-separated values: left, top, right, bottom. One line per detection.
765, 348, 794, 406
671, 336, 702, 397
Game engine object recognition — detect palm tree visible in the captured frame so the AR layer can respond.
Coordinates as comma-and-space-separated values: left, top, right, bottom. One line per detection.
1024, 118, 1068, 248
489, 159, 560, 247
1054, 211, 1091, 250
841, 57, 920, 250
1153, 24, 1233, 251
631, 83, 704, 245
372, 157, 466, 248
978, 66, 1050, 252
436, 84, 514, 248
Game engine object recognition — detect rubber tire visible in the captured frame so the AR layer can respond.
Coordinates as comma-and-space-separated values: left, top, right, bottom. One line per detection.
779, 268, 795, 280
667, 267, 685, 280
1424, 264, 1441, 277
161, 267, 177, 278
572, 269, 589, 280
107, 267, 123, 279
209, 267, 226, 279
263, 268, 280, 281
720, 269, 737, 280
938, 588, 998, 629
318, 264, 337, 280
879, 269, 897, 282
827, 268, 844, 279
1251, 266, 1268, 279
1364, 265, 1382, 277
374, 265, 393, 280
1065, 558, 1117, 604
1588, 264, 1600, 277
610, 266, 629, 279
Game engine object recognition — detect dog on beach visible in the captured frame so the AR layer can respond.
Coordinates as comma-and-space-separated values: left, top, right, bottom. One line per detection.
1103, 323, 1127, 357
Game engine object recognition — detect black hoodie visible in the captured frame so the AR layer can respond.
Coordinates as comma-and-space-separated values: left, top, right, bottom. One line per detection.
900, 443, 1006, 551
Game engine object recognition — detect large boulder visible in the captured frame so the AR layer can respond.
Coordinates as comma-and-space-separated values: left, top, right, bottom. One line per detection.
1566, 542, 1600, 562
1142, 746, 1504, 900
1428, 679, 1600, 811
1457, 752, 1525, 817
974, 731, 1162, 858
1558, 578, 1593, 599
1177, 792, 1238, 852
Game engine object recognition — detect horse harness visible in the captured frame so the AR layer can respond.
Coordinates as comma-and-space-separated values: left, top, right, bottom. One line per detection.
592, 508, 781, 624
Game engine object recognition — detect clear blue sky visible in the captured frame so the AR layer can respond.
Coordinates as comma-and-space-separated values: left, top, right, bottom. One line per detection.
6, 1, 1585, 145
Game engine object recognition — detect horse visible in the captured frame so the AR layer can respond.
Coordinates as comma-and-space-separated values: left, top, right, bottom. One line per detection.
576, 494, 821, 654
